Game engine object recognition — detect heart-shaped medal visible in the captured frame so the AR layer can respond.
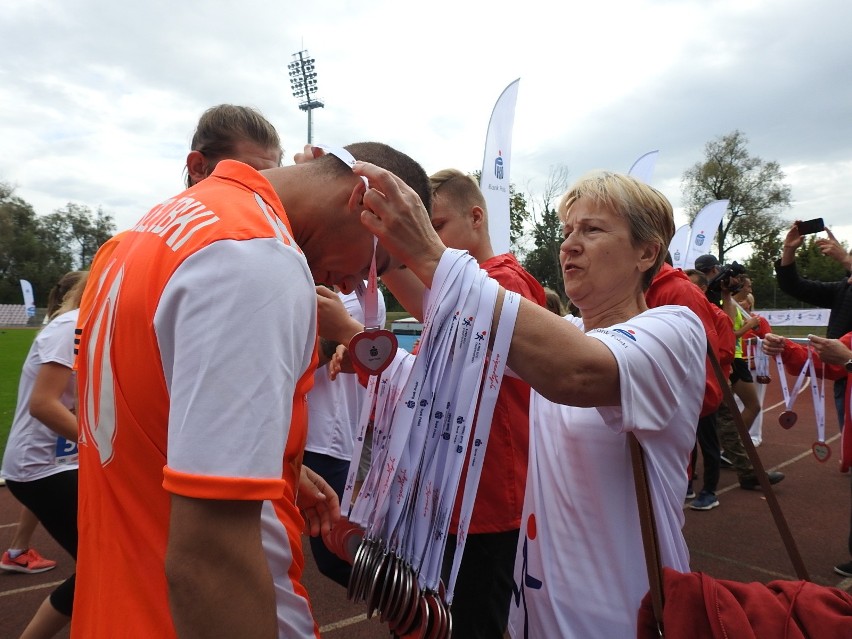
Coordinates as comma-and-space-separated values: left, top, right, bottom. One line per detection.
812, 441, 831, 463
778, 410, 798, 430
350, 328, 397, 376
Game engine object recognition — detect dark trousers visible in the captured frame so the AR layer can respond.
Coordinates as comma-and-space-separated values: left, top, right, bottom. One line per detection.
440, 529, 519, 639
835, 378, 847, 431
695, 412, 721, 494
302, 451, 352, 588
7, 469, 78, 616
716, 400, 755, 481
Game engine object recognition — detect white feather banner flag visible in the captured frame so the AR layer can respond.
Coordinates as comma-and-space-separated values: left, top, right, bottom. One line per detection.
683, 200, 729, 270
668, 224, 691, 269
481, 79, 520, 256
627, 150, 659, 185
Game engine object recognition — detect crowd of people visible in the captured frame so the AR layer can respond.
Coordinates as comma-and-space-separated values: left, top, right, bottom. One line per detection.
1, 103, 851, 638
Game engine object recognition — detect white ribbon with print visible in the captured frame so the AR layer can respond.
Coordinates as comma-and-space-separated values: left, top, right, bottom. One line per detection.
753, 337, 771, 380
416, 271, 497, 588
775, 352, 810, 412
356, 250, 470, 542
806, 350, 827, 449
444, 289, 520, 603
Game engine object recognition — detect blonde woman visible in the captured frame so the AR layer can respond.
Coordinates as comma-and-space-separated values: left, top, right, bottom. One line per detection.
1, 272, 88, 638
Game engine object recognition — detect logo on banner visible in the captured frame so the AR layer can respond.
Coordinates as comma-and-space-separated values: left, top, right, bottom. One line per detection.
494, 150, 504, 179
673, 249, 681, 262
694, 231, 705, 246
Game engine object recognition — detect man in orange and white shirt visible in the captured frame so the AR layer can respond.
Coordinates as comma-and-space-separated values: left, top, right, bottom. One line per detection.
73, 143, 431, 638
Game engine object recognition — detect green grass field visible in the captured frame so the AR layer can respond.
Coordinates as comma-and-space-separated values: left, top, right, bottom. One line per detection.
1, 329, 38, 456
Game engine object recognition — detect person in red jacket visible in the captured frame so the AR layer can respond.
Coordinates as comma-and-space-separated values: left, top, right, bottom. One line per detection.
646, 263, 726, 510
735, 277, 772, 445
762, 330, 852, 576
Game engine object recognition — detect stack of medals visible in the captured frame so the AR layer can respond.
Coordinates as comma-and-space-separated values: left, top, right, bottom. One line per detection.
326, 250, 519, 638
751, 337, 772, 384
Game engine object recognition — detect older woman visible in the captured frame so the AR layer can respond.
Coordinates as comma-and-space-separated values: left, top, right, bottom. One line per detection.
353, 165, 706, 637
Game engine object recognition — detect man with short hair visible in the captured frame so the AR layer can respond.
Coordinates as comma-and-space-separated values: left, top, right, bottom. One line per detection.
694, 255, 784, 492
73, 142, 431, 638
775, 222, 852, 428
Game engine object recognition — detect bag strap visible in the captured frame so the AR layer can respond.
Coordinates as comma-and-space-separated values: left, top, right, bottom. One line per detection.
629, 432, 664, 637
630, 340, 812, 634
705, 342, 810, 581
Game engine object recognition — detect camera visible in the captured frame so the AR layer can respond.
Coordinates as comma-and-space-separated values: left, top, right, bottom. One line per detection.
707, 261, 746, 294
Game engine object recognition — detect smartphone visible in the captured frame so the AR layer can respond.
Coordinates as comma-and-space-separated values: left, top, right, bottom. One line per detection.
796, 218, 825, 235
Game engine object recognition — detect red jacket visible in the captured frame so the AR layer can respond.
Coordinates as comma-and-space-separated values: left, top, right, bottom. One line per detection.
637, 568, 852, 638
646, 264, 724, 417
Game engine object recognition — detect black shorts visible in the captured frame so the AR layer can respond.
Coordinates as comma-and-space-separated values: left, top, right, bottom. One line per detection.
729, 358, 753, 384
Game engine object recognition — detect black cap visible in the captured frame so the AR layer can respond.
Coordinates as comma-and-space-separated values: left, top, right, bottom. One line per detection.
694, 254, 719, 273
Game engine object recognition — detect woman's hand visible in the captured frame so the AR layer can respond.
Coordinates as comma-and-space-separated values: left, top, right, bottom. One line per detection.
353, 161, 446, 288
761, 333, 787, 357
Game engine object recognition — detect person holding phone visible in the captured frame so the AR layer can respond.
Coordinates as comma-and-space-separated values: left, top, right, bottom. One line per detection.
775, 221, 852, 429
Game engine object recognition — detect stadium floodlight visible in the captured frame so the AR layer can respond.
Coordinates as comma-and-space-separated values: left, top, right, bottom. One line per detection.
287, 49, 325, 144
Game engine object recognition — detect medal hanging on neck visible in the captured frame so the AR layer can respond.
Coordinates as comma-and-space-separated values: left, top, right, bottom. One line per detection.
350, 237, 398, 377
806, 350, 830, 463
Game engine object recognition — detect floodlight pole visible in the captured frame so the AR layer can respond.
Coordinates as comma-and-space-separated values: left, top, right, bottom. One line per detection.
287, 49, 324, 144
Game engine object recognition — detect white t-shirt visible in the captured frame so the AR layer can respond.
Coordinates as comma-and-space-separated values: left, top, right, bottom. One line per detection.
305, 288, 386, 461
508, 306, 705, 639
156, 238, 317, 483
2, 309, 80, 482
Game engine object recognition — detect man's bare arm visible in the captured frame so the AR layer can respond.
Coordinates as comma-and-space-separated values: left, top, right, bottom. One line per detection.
167, 496, 276, 638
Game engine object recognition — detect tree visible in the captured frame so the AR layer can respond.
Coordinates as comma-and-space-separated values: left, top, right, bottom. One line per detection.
743, 233, 791, 309
0, 183, 71, 305
682, 130, 791, 263
0, 183, 117, 305
42, 203, 116, 269
521, 166, 571, 297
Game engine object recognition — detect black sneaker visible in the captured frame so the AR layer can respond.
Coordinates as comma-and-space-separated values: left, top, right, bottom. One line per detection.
720, 453, 733, 469
739, 471, 785, 490
685, 482, 696, 500
834, 561, 852, 577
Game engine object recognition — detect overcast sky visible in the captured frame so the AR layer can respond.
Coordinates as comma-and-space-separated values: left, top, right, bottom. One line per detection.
2, 0, 850, 258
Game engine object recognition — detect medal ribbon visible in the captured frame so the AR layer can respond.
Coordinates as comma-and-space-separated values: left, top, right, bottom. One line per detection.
806, 347, 826, 444
775, 351, 810, 412
418, 272, 497, 589
753, 337, 771, 380
445, 289, 520, 603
